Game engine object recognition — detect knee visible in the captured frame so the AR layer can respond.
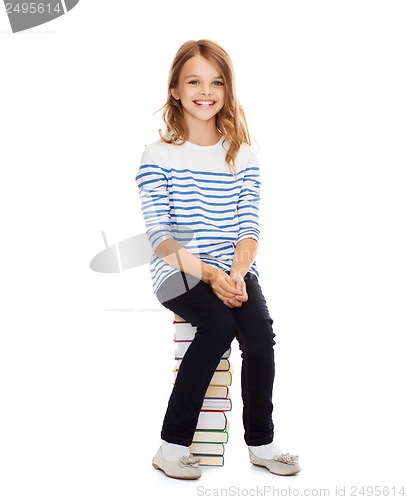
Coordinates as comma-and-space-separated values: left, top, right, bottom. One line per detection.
239, 319, 276, 356
196, 310, 236, 342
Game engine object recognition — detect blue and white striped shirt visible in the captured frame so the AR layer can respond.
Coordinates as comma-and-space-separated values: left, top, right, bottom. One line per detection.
135, 137, 261, 295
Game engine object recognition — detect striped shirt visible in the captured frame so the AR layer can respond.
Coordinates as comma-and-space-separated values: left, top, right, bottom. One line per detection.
135, 137, 261, 295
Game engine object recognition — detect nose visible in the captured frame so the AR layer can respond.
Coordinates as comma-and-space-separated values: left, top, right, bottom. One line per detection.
201, 86, 211, 96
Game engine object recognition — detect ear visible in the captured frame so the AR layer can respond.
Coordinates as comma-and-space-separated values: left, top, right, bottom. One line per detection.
171, 87, 180, 100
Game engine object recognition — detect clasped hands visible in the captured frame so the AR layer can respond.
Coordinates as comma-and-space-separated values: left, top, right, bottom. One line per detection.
207, 267, 248, 308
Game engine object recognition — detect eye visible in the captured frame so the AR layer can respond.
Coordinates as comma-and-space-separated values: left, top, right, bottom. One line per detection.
188, 80, 199, 85
213, 81, 224, 87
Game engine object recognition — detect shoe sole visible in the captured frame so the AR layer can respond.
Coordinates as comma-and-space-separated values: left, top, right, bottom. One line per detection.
250, 460, 301, 476
152, 462, 201, 480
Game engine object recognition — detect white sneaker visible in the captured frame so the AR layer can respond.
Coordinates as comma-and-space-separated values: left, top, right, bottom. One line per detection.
152, 446, 201, 479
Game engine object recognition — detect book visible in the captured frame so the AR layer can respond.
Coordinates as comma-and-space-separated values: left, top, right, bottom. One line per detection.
173, 366, 233, 386
192, 454, 224, 466
174, 313, 188, 322
174, 358, 230, 371
192, 422, 230, 443
202, 398, 232, 411
175, 341, 231, 360
204, 385, 229, 398
196, 411, 227, 430
189, 442, 225, 455
173, 322, 196, 341
202, 397, 232, 411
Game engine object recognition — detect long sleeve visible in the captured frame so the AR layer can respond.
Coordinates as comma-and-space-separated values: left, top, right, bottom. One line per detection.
135, 147, 173, 253
237, 150, 261, 243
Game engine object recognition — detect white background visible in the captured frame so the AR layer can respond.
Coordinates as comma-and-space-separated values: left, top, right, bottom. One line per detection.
1, 1, 407, 499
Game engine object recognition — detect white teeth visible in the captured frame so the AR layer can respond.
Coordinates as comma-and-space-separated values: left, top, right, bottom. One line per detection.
195, 101, 214, 105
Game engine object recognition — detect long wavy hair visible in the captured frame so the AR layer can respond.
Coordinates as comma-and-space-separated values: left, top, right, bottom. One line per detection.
159, 39, 251, 176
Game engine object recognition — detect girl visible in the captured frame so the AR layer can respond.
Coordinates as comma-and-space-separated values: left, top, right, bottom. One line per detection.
136, 39, 300, 480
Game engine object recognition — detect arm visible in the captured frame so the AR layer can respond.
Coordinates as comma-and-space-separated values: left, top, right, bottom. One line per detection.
223, 237, 259, 308
154, 238, 242, 301
224, 153, 261, 307
231, 237, 259, 278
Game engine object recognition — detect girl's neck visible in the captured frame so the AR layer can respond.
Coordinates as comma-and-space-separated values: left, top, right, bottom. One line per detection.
185, 119, 222, 146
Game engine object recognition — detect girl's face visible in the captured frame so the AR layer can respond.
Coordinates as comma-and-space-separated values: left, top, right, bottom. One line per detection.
171, 55, 225, 128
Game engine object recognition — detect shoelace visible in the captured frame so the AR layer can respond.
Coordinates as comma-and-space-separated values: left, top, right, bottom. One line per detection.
179, 454, 201, 468
273, 453, 299, 465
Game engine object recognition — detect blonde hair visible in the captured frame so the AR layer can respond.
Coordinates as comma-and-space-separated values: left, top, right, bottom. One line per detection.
159, 39, 251, 176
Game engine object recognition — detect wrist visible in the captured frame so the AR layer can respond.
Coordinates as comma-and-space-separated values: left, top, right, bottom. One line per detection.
231, 265, 249, 278
202, 263, 217, 284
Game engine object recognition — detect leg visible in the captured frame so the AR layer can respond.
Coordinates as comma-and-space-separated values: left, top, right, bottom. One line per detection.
157, 271, 237, 446
230, 274, 276, 446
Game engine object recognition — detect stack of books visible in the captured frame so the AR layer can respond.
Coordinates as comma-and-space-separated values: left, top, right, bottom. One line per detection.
172, 313, 233, 466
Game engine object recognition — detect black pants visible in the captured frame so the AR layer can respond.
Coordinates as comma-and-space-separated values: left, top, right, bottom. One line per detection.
156, 270, 276, 447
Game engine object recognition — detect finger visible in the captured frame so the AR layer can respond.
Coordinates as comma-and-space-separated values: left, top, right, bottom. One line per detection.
233, 293, 248, 303
231, 277, 245, 294
239, 280, 247, 297
218, 288, 239, 299
229, 299, 242, 307
223, 300, 236, 308
234, 282, 243, 294
222, 278, 242, 296
223, 297, 242, 308
233, 292, 247, 303
225, 274, 242, 290
212, 279, 237, 299
215, 289, 237, 302
223, 300, 235, 308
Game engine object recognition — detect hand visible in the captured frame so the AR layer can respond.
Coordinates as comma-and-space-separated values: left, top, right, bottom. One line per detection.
206, 266, 244, 303
222, 268, 248, 308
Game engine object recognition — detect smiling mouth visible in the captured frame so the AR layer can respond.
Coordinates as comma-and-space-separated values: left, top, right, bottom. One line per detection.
193, 100, 217, 107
